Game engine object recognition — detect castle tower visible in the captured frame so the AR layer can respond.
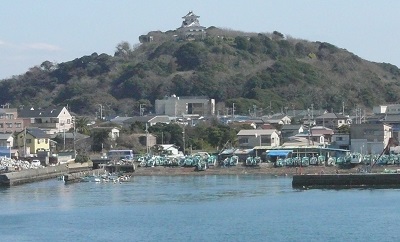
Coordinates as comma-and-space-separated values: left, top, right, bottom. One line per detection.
177, 11, 206, 40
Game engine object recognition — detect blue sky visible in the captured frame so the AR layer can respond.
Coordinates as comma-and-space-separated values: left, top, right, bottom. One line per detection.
1, 0, 399, 80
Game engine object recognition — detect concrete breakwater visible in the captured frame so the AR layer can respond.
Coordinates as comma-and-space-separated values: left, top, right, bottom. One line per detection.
0, 165, 69, 186
292, 173, 400, 188
62, 168, 105, 184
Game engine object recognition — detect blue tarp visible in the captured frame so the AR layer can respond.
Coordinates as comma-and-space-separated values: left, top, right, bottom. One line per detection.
267, 150, 293, 157
0, 147, 11, 158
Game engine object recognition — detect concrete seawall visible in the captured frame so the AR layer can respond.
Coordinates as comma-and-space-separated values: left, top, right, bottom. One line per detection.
63, 169, 105, 184
0, 165, 69, 186
292, 173, 400, 188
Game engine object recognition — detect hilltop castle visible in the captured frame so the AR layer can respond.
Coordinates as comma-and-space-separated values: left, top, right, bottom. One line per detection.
139, 11, 206, 43
176, 11, 206, 40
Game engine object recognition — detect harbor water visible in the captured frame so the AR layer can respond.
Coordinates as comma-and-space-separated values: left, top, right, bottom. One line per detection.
1, 174, 400, 241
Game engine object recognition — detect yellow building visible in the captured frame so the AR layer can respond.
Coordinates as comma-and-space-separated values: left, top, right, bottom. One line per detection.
15, 128, 50, 157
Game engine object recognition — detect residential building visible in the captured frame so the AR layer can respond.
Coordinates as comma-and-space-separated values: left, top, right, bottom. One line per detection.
0, 133, 13, 148
15, 128, 50, 157
237, 129, 280, 149
0, 108, 24, 133
262, 114, 291, 125
18, 107, 73, 134
350, 123, 392, 154
281, 124, 305, 142
314, 112, 349, 130
155, 95, 215, 117
292, 126, 333, 146
330, 134, 350, 150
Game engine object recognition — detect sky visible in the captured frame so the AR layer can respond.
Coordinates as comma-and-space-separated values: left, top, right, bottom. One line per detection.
1, 0, 400, 80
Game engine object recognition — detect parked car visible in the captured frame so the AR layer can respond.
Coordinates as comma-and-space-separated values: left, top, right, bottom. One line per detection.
31, 160, 41, 167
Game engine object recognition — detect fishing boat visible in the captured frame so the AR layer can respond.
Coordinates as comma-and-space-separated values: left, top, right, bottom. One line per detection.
81, 175, 101, 183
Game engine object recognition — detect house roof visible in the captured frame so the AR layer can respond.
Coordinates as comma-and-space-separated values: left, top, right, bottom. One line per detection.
92, 126, 120, 131
281, 124, 303, 131
124, 115, 170, 124
19, 127, 48, 138
261, 114, 289, 123
381, 114, 400, 123
18, 106, 67, 118
237, 129, 277, 136
0, 133, 13, 140
310, 126, 334, 135
50, 132, 89, 140
315, 112, 347, 120
110, 116, 133, 124
286, 109, 327, 118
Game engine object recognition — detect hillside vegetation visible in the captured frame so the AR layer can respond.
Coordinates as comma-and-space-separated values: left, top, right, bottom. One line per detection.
1, 27, 400, 116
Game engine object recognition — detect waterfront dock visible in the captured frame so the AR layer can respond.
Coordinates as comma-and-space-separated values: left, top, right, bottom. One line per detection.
292, 173, 400, 188
0, 165, 69, 186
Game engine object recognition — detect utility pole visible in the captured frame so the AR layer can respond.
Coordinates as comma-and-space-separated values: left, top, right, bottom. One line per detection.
145, 123, 149, 154
72, 116, 76, 158
139, 104, 145, 116
97, 104, 103, 120
182, 126, 186, 155
232, 103, 235, 121
342, 101, 345, 115
307, 109, 311, 146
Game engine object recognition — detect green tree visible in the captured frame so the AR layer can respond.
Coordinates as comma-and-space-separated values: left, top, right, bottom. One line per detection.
91, 129, 110, 152
234, 36, 249, 50
75, 117, 90, 135
174, 42, 204, 70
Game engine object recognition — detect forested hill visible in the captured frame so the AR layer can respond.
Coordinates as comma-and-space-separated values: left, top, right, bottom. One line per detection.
1, 27, 400, 116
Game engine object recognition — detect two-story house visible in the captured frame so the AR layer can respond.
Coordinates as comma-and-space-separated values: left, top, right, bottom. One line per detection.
18, 107, 73, 135
237, 129, 280, 149
281, 124, 305, 143
0, 108, 24, 133
15, 127, 50, 157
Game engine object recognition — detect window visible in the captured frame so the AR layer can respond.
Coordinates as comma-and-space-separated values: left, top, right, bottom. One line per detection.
15, 123, 22, 128
336, 137, 343, 141
6, 123, 12, 128
261, 137, 270, 144
238, 138, 249, 144
0, 123, 3, 128
67, 119, 71, 124
26, 139, 32, 144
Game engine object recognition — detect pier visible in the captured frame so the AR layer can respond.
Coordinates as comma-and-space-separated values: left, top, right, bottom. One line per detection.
0, 165, 69, 186
292, 173, 400, 188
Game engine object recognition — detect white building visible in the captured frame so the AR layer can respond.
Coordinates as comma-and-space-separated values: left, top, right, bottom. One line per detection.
237, 129, 280, 149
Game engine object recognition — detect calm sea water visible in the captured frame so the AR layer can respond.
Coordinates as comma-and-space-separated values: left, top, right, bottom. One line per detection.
0, 175, 400, 242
